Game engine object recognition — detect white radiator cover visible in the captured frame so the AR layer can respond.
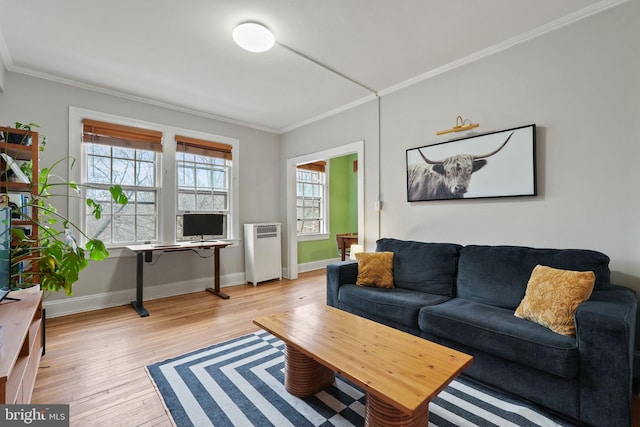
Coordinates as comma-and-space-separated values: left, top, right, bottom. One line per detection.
244, 223, 282, 285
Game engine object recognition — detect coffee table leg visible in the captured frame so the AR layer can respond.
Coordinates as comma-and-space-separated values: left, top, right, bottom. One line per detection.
284, 344, 335, 397
365, 392, 429, 427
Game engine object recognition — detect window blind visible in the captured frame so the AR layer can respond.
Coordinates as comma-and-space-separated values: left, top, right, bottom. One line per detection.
82, 119, 162, 152
297, 161, 326, 172
175, 135, 232, 160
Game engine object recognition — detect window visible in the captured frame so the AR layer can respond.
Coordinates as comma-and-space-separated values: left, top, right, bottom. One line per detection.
296, 161, 327, 235
82, 119, 162, 244
70, 107, 240, 250
176, 135, 232, 240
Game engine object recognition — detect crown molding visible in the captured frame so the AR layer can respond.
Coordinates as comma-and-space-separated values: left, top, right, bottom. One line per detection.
5, 63, 281, 134
0, 0, 628, 134
377, 0, 629, 98
281, 0, 629, 133
277, 93, 377, 134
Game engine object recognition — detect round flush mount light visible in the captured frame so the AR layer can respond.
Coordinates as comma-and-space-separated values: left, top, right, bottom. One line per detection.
232, 22, 275, 53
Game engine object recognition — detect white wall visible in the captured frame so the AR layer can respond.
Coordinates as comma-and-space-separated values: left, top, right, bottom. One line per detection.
1, 2, 638, 325
0, 63, 5, 92
281, 1, 640, 330
0, 72, 281, 314
280, 100, 381, 265
378, 1, 640, 287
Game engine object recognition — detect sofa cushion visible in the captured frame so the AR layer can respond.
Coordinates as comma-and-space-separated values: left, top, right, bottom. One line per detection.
457, 245, 610, 309
338, 284, 450, 330
376, 238, 462, 296
419, 299, 579, 378
355, 252, 394, 288
515, 265, 595, 336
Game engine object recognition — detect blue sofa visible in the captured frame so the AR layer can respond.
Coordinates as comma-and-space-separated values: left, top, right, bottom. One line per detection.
326, 238, 637, 426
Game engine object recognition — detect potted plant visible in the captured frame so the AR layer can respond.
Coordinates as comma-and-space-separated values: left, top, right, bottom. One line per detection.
1, 122, 46, 148
3, 123, 127, 295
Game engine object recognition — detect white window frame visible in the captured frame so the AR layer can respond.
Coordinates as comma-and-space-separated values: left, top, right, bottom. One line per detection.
68, 107, 240, 256
84, 140, 161, 245
176, 150, 232, 241
296, 162, 330, 242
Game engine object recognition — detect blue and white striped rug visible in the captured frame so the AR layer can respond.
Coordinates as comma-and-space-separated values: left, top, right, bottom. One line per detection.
147, 330, 574, 427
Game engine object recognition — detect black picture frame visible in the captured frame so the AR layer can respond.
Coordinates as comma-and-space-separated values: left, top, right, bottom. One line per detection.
406, 124, 536, 202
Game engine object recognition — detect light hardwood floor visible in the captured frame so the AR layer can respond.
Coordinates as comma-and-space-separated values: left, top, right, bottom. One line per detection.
33, 269, 640, 426
32, 270, 326, 426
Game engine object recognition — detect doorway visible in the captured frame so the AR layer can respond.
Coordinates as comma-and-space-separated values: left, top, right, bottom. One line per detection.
285, 140, 364, 279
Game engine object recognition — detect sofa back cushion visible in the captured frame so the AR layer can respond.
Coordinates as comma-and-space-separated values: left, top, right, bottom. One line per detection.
376, 238, 461, 296
457, 245, 611, 309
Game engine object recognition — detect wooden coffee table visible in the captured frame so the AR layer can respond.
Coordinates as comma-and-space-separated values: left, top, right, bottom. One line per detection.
253, 304, 473, 426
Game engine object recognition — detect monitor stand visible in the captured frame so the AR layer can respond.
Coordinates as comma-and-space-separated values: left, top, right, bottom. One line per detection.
191, 235, 216, 243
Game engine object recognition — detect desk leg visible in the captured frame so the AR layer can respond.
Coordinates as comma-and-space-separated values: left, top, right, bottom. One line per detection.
131, 252, 150, 317
206, 247, 230, 299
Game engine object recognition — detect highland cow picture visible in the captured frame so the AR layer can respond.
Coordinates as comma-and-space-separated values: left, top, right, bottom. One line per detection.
406, 124, 536, 202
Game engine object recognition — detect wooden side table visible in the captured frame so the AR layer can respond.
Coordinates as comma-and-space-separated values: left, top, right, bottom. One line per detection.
336, 233, 358, 261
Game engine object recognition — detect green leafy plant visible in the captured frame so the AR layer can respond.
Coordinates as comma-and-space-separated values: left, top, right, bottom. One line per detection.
5, 125, 126, 295
19, 159, 32, 177
9, 122, 47, 150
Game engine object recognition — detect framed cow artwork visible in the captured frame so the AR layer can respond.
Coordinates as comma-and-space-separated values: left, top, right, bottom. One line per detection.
406, 124, 536, 202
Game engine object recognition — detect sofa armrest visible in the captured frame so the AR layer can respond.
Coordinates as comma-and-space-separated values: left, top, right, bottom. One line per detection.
575, 285, 637, 427
326, 260, 358, 307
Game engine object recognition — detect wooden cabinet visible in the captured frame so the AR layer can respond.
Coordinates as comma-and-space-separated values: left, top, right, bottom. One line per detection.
1, 126, 39, 286
0, 287, 43, 403
0, 128, 44, 403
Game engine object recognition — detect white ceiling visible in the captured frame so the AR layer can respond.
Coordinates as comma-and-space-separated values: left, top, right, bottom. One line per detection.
0, 0, 624, 133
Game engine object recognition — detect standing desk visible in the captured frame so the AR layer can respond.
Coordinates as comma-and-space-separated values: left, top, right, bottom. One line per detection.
126, 241, 231, 317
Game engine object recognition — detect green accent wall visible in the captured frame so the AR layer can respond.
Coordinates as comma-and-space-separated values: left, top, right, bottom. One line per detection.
298, 154, 358, 264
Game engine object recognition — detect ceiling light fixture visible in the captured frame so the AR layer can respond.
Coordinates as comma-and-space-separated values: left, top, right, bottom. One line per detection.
232, 22, 275, 53
234, 20, 383, 244
231, 21, 376, 94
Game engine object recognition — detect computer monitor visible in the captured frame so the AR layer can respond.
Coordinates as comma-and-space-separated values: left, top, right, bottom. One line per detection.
183, 213, 224, 241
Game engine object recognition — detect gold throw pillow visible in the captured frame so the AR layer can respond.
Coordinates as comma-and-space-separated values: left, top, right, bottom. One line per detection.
355, 252, 394, 289
514, 264, 595, 336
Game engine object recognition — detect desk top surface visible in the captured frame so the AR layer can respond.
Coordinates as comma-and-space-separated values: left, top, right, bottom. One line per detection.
126, 240, 231, 252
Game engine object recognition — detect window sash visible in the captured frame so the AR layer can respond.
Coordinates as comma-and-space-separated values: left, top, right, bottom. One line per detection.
296, 168, 326, 235
176, 147, 231, 240
83, 140, 160, 245
85, 186, 159, 243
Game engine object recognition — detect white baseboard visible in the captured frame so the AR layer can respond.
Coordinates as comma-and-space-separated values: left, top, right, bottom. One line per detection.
282, 258, 343, 278
298, 258, 341, 274
43, 272, 246, 318
42, 260, 339, 318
